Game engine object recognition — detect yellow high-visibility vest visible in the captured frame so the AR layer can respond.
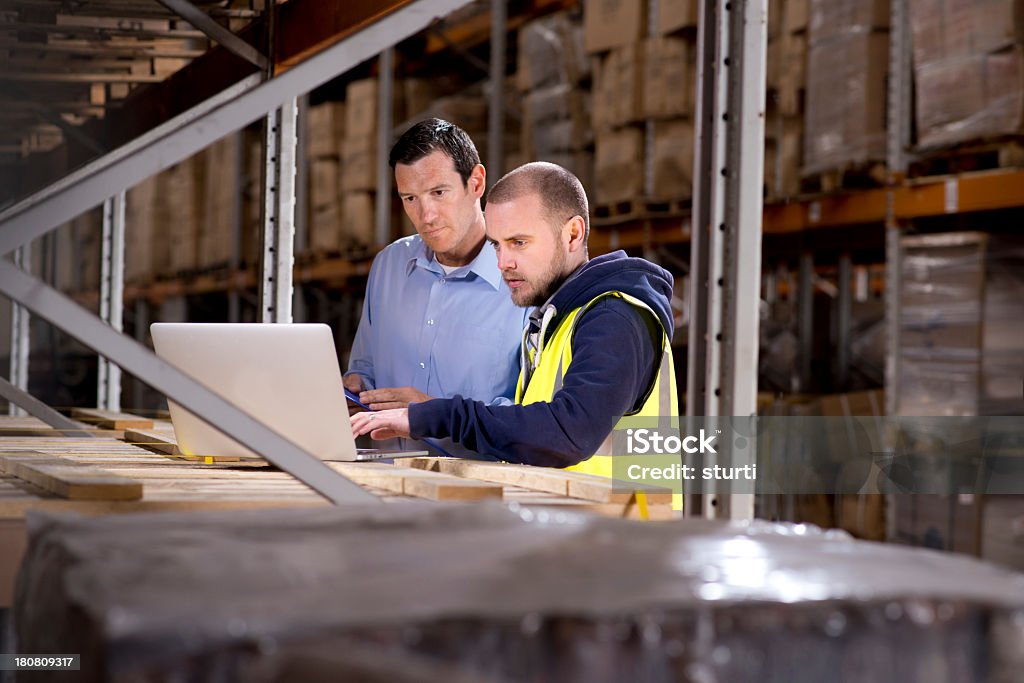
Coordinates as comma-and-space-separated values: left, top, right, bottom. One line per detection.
515, 291, 679, 503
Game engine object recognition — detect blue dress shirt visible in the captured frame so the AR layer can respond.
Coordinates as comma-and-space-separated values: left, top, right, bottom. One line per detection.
346, 235, 528, 406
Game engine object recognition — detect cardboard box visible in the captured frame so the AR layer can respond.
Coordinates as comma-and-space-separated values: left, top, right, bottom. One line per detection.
803, 31, 888, 174
198, 134, 241, 269
809, 0, 890, 45
522, 84, 591, 155
784, 0, 809, 33
643, 36, 694, 119
764, 113, 803, 197
156, 155, 203, 274
651, 120, 694, 199
308, 202, 342, 254
657, 0, 698, 34
517, 12, 590, 90
778, 31, 807, 115
124, 175, 159, 284
910, 0, 1024, 65
595, 126, 644, 204
342, 191, 375, 248
584, 0, 646, 54
345, 79, 378, 139
306, 101, 345, 159
915, 47, 1024, 148
309, 159, 341, 210
340, 136, 377, 192
592, 44, 645, 130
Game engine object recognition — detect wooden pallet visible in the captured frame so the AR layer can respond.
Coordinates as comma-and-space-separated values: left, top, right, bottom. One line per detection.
800, 162, 888, 194
593, 197, 690, 226
909, 138, 1024, 179
70, 408, 154, 431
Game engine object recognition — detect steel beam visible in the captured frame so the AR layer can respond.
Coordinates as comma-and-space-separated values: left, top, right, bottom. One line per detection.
374, 47, 395, 247
0, 260, 376, 504
0, 0, 475, 255
156, 0, 269, 70
687, 0, 766, 521
97, 191, 126, 411
7, 245, 30, 417
259, 99, 298, 323
0, 376, 95, 437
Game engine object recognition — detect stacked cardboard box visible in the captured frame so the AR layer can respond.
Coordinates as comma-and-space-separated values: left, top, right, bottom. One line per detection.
339, 78, 407, 248
897, 231, 1024, 417
804, 0, 889, 176
306, 101, 346, 254
155, 154, 203, 274
586, 0, 697, 206
765, 0, 808, 198
519, 11, 593, 191
909, 0, 1024, 148
72, 208, 103, 292
124, 175, 160, 284
198, 134, 241, 268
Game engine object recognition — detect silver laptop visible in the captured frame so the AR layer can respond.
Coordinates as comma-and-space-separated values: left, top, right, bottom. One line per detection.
150, 323, 426, 462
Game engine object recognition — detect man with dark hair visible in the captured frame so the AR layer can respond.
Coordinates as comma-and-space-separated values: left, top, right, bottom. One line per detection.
352, 162, 677, 472
344, 119, 526, 437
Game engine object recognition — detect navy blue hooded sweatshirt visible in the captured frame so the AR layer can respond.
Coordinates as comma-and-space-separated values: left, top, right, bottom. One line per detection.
408, 250, 675, 468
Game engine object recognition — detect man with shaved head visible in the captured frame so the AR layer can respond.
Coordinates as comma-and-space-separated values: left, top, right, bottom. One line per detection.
352, 162, 677, 473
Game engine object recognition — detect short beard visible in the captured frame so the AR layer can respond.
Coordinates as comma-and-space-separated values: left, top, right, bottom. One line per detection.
513, 247, 567, 307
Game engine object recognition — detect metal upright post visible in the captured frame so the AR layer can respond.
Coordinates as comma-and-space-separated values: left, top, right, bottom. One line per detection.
259, 98, 299, 324
687, 0, 767, 521
885, 0, 912, 417
8, 244, 30, 416
836, 253, 852, 390
375, 47, 395, 247
488, 0, 506, 177
97, 191, 126, 411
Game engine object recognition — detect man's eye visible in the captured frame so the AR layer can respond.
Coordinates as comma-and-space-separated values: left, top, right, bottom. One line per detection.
402, 196, 415, 203
513, 240, 526, 248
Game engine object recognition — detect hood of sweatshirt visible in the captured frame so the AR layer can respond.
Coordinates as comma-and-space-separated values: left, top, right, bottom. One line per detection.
530, 250, 675, 342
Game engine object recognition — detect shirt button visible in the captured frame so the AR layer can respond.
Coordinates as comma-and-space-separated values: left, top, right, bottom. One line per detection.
427, 319, 435, 325
440, 278, 446, 284
419, 362, 426, 369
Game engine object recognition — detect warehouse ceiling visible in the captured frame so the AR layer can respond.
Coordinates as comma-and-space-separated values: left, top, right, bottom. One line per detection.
0, 0, 262, 165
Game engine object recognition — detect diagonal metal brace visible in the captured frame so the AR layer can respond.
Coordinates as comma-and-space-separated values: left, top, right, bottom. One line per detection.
156, 0, 269, 70
0, 260, 377, 505
0, 376, 97, 438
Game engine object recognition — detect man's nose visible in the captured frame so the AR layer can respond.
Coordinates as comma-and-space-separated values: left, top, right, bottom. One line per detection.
419, 198, 439, 223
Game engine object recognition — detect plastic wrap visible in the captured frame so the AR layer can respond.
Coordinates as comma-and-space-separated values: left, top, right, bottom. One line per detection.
15, 504, 1024, 683
914, 48, 1024, 148
516, 13, 589, 92
898, 232, 1024, 417
521, 84, 591, 157
910, 0, 1024, 147
803, 28, 888, 174
808, 0, 889, 45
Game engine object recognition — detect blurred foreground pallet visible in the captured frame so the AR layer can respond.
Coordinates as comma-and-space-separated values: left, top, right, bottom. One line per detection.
0, 415, 675, 606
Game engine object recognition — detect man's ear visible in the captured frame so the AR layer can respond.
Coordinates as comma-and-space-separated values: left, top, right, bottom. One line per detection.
565, 215, 586, 253
468, 164, 486, 198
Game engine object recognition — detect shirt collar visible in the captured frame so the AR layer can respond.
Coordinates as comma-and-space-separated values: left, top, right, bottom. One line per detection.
404, 236, 502, 291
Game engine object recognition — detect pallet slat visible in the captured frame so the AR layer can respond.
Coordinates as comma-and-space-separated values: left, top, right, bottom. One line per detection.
71, 408, 154, 430
0, 453, 143, 501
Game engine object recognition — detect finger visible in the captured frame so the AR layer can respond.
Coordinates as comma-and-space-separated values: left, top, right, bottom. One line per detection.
370, 427, 398, 440
369, 401, 407, 411
360, 389, 392, 402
